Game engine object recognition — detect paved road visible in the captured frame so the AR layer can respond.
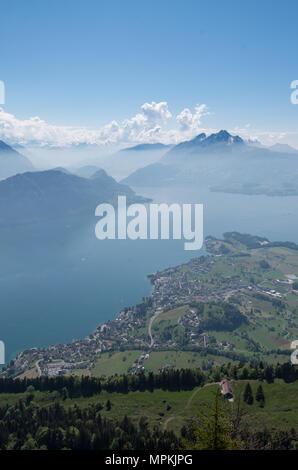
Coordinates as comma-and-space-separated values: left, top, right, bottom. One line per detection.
148, 311, 161, 347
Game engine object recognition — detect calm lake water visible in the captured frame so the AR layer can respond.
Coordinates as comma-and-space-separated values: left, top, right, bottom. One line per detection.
2, 186, 298, 362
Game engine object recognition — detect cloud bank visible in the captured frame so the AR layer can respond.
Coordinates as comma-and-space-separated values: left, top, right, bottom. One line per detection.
0, 101, 208, 148
0, 102, 295, 150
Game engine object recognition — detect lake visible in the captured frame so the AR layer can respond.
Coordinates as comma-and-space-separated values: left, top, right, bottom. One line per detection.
1, 186, 298, 362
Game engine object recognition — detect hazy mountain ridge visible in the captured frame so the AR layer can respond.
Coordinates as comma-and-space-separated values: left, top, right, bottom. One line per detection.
0, 168, 148, 225
122, 130, 298, 195
73, 165, 102, 178
163, 129, 244, 160
269, 143, 298, 154
121, 142, 171, 152
101, 142, 170, 181
0, 140, 34, 179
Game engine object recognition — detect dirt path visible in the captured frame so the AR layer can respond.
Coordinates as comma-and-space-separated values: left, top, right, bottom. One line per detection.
186, 387, 201, 409
162, 416, 175, 430
163, 382, 220, 430
163, 387, 201, 431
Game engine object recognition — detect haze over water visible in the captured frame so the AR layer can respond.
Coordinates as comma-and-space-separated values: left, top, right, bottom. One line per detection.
2, 187, 298, 362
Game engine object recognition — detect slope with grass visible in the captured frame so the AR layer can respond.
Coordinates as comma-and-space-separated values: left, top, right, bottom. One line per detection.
0, 378, 297, 436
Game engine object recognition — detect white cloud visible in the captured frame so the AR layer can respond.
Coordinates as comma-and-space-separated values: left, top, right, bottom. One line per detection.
141, 101, 172, 123
176, 104, 209, 133
1, 101, 295, 150
230, 125, 298, 147
0, 108, 95, 148
0, 101, 207, 148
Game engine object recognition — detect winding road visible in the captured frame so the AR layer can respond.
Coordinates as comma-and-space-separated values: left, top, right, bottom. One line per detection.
148, 310, 161, 347
35, 360, 42, 377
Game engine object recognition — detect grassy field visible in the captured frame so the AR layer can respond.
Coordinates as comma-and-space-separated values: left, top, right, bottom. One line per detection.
231, 379, 298, 431
0, 378, 297, 436
17, 368, 39, 380
143, 350, 237, 372
91, 350, 142, 377
156, 306, 189, 324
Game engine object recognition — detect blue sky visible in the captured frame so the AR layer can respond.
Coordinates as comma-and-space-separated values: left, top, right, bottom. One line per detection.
1, 0, 298, 147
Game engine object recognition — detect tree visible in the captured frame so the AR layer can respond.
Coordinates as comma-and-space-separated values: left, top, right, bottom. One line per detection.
21, 437, 38, 450
243, 383, 254, 405
240, 367, 249, 380
106, 399, 111, 411
60, 386, 69, 400
264, 366, 274, 384
255, 385, 265, 407
259, 260, 270, 270
183, 389, 241, 450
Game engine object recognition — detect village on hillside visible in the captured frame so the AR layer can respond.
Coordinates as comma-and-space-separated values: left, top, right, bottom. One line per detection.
2, 233, 298, 378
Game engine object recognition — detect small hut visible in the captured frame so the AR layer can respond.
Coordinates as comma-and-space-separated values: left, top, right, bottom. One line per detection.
220, 379, 233, 400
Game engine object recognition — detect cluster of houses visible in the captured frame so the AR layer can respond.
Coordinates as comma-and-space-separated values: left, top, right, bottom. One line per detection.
128, 352, 150, 374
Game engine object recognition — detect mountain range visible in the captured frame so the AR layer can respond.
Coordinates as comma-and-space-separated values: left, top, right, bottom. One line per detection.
122, 130, 298, 196
2, 132, 298, 203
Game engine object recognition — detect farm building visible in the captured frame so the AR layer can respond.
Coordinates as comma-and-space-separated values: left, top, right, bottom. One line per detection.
220, 379, 233, 400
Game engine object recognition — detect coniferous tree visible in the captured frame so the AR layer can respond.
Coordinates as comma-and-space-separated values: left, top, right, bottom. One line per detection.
264, 366, 274, 384
255, 385, 265, 407
106, 399, 111, 411
243, 382, 254, 405
183, 389, 241, 450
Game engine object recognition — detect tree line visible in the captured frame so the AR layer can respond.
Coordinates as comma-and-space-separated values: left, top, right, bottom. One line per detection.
0, 361, 297, 398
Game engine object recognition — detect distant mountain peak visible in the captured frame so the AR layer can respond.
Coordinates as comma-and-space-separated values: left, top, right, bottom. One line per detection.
89, 168, 110, 180
204, 130, 244, 145
166, 130, 244, 157
192, 133, 207, 143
